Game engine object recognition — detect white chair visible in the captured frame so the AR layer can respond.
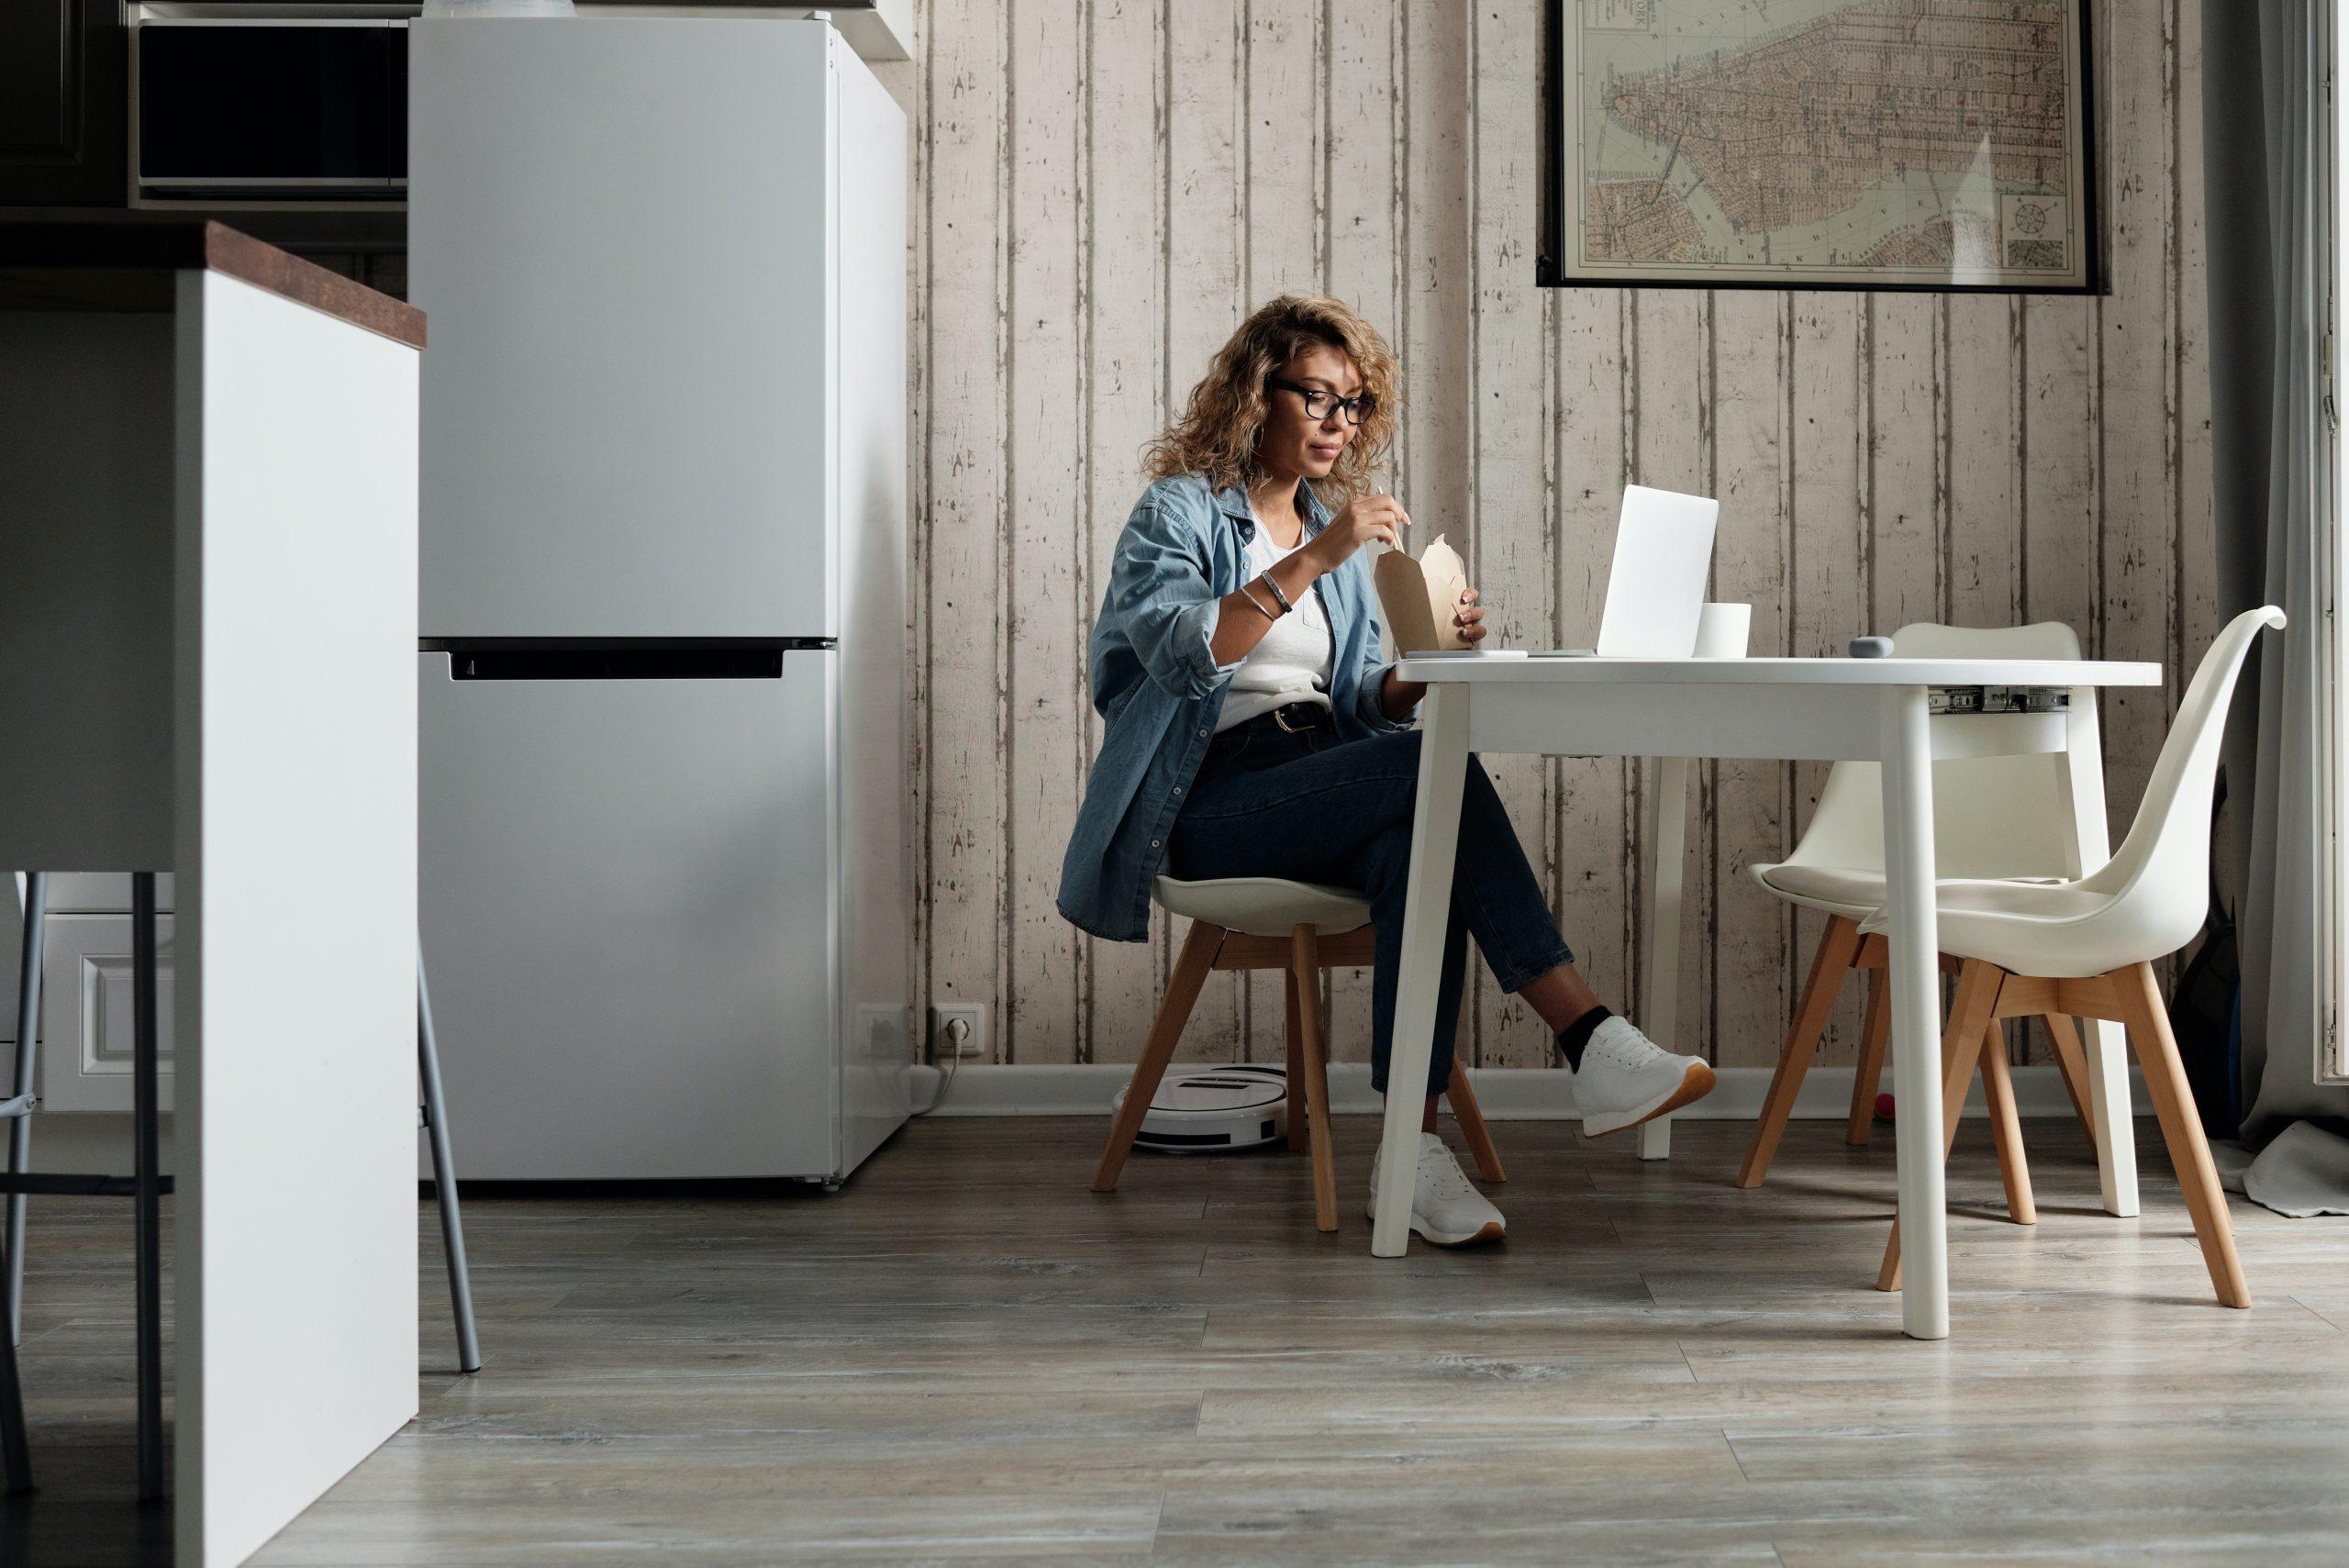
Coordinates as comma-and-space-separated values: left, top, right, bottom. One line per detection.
1871, 606, 2285, 1309
1737, 623, 2105, 1207
1092, 877, 1503, 1231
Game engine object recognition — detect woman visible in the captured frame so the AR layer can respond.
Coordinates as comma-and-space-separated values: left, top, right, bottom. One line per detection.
1058, 295, 1714, 1246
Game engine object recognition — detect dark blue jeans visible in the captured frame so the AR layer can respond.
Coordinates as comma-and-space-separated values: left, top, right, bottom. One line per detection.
1167, 717, 1574, 1096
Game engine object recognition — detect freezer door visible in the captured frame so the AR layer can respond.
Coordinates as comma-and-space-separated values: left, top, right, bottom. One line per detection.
418, 651, 839, 1178
408, 18, 838, 637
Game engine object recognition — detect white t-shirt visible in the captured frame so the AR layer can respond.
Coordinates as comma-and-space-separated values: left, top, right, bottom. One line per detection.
1216, 525, 1335, 732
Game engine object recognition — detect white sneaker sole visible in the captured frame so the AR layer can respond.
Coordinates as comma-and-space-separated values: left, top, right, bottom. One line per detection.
1582, 1060, 1718, 1138
1364, 1197, 1506, 1248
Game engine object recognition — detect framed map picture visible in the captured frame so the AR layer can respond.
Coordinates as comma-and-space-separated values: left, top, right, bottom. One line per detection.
1539, 0, 2098, 294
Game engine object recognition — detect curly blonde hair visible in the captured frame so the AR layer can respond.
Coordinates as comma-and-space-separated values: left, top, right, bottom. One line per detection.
1142, 295, 1402, 505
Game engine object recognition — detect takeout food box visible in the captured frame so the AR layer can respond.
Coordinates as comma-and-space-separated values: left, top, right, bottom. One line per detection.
1372, 533, 1471, 653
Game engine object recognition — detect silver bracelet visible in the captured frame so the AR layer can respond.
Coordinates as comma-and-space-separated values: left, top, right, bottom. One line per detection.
1258, 572, 1295, 615
1236, 584, 1279, 622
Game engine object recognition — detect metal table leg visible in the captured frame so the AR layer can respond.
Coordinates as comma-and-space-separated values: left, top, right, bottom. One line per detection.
417, 948, 480, 1373
0, 1249, 26, 1495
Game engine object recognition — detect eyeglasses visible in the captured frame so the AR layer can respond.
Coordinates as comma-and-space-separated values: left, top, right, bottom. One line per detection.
1268, 378, 1374, 426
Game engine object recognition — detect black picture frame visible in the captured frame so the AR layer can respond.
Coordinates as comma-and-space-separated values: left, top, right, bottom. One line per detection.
1536, 0, 2102, 295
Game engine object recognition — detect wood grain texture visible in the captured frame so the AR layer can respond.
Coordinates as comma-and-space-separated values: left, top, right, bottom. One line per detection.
1467, 0, 1553, 1070
1551, 284, 1632, 1021
1318, 1, 1402, 1070
920, 0, 1010, 1072
899, 0, 2219, 1076
16, 1119, 2347, 1565
1787, 295, 1869, 1070
1081, 0, 1167, 1064
1008, 0, 1089, 1072
1238, 0, 1323, 1073
1709, 290, 1792, 1070
1163, 0, 1247, 1070
1631, 285, 1713, 1041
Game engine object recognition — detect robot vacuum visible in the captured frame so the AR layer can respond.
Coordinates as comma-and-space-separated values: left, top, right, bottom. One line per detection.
1111, 1064, 1288, 1153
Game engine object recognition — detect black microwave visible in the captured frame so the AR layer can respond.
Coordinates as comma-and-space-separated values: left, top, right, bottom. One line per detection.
133, 18, 408, 199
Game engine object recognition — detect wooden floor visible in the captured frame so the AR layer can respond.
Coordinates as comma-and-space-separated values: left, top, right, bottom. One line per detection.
7, 1115, 2349, 1565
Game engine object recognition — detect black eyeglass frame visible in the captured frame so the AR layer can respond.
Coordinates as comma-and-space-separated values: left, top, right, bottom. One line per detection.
1267, 378, 1374, 427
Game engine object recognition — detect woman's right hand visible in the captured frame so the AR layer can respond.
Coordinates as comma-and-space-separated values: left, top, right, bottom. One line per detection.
1302, 493, 1409, 575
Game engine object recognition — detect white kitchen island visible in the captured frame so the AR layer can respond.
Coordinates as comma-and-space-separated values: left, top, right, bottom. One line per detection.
0, 220, 423, 1567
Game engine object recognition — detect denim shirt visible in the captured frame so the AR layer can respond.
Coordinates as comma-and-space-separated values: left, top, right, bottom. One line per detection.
1055, 473, 1414, 941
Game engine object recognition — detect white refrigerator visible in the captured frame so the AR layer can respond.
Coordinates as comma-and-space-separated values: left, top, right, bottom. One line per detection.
406, 17, 913, 1181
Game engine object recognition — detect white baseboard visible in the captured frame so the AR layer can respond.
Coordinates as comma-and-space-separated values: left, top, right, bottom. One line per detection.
910, 1062, 2151, 1120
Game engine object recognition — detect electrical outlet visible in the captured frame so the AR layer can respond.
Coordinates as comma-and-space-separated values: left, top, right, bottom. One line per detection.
930, 1004, 987, 1062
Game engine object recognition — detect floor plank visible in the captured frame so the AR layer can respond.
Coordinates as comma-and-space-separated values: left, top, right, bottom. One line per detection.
4, 1116, 2345, 1564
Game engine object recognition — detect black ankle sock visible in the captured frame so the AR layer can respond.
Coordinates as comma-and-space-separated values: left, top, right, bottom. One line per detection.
1556, 1006, 1612, 1072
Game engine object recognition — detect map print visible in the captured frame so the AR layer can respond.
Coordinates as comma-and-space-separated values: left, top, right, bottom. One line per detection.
1561, 0, 2090, 289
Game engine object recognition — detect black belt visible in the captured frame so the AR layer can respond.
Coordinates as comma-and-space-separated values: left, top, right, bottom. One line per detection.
1237, 700, 1335, 735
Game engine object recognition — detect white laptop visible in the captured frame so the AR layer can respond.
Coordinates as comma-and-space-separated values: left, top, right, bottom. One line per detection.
1589, 484, 1719, 657
1401, 484, 1719, 662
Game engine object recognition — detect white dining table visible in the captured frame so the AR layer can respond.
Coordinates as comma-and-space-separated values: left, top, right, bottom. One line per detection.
1370, 653, 2165, 1340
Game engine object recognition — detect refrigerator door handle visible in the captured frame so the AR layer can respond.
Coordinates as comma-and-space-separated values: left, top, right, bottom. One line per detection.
420, 639, 836, 681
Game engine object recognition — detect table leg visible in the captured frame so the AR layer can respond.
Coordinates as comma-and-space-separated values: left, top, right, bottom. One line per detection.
2062, 685, 2137, 1216
1639, 756, 1694, 1162
1371, 685, 1471, 1258
1637, 1114, 1673, 1161
417, 945, 483, 1374
2082, 1020, 2139, 1215
1878, 688, 1949, 1340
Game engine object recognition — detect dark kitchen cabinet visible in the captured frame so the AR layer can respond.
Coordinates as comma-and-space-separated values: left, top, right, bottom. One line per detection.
1, 2, 128, 206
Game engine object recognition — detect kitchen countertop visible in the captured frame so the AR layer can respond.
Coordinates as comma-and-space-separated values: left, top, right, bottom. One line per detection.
0, 216, 424, 348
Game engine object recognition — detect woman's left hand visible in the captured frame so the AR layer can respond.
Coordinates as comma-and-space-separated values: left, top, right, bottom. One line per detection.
1453, 586, 1489, 646
1379, 585, 1491, 719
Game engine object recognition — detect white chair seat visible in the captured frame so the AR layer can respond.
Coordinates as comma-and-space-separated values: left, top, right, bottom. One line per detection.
1754, 862, 2070, 922
1859, 877, 2175, 981
1152, 876, 1371, 937
1750, 862, 1887, 918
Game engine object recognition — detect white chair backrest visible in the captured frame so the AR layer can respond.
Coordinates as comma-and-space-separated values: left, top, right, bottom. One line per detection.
1780, 621, 2087, 881
2077, 608, 2284, 953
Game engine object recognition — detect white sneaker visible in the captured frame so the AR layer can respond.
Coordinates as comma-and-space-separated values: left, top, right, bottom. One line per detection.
1366, 1132, 1506, 1247
1571, 1016, 1717, 1137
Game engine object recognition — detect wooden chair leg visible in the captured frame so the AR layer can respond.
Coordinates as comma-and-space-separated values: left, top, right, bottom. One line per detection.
1738, 915, 1863, 1187
2039, 1012, 2101, 1156
1284, 966, 1308, 1151
1977, 1018, 2036, 1226
2114, 962, 2251, 1308
1446, 1060, 1505, 1184
1845, 966, 1891, 1146
1878, 959, 2005, 1291
1093, 920, 1223, 1193
1291, 925, 1338, 1232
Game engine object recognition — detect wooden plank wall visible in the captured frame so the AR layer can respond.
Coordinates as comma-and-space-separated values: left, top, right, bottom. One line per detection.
899, 0, 2217, 1075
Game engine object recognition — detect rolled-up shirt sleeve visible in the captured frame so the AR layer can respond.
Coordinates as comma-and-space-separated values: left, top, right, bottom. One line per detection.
1107, 498, 1244, 699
